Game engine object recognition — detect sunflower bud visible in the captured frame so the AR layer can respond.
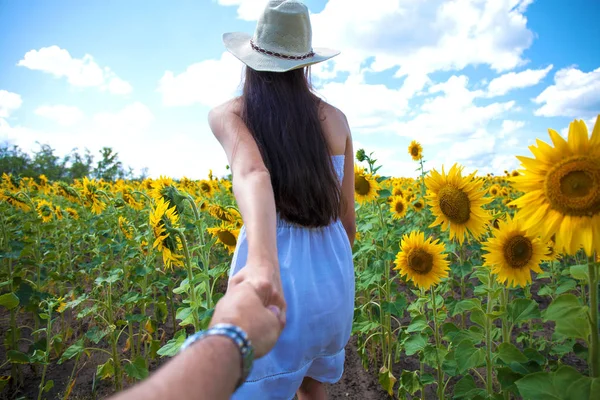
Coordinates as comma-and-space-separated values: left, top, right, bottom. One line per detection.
356, 148, 367, 162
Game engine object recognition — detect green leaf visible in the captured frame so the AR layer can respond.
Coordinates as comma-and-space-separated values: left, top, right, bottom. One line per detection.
59, 339, 84, 364
7, 350, 30, 364
555, 279, 577, 295
157, 330, 186, 357
0, 292, 19, 310
42, 379, 54, 393
378, 366, 396, 396
543, 294, 590, 341
85, 326, 109, 345
470, 309, 486, 327
39, 313, 50, 320
381, 295, 407, 318
404, 334, 427, 356
442, 351, 458, 377
451, 299, 481, 316
496, 343, 528, 364
523, 348, 545, 365
569, 264, 588, 282
96, 359, 115, 380
176, 306, 193, 322
398, 370, 421, 396
124, 356, 149, 380
454, 340, 485, 374
497, 367, 523, 394
453, 374, 476, 399
406, 315, 430, 333
507, 299, 540, 324
515, 366, 591, 400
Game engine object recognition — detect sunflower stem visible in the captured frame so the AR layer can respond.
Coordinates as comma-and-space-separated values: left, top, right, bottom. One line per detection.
175, 230, 200, 331
430, 287, 444, 400
485, 284, 494, 396
588, 256, 599, 378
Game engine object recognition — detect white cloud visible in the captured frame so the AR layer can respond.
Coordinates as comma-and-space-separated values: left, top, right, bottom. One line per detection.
392, 75, 514, 143
0, 90, 22, 118
487, 65, 553, 97
35, 105, 84, 127
18, 46, 132, 95
217, 0, 267, 21
310, 0, 533, 78
534, 66, 600, 117
500, 120, 525, 136
158, 52, 243, 107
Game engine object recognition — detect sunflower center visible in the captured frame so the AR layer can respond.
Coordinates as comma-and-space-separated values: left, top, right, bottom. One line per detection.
545, 156, 600, 217
407, 249, 434, 275
411, 146, 420, 157
503, 235, 533, 269
395, 201, 405, 214
355, 175, 371, 196
217, 230, 237, 246
438, 185, 471, 224
200, 183, 211, 193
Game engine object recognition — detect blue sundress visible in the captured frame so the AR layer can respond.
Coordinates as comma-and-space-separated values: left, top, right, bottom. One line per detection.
229, 154, 355, 400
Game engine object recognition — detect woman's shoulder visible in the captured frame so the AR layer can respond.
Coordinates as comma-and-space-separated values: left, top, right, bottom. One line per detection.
209, 97, 243, 121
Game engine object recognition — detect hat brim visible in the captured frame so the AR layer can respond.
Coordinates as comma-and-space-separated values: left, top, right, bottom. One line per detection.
223, 32, 340, 72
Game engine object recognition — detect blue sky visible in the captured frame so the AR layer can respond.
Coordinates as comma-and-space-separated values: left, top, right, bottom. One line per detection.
1, 0, 599, 179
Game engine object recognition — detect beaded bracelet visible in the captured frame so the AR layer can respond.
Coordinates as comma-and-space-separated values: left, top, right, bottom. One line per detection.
180, 323, 254, 390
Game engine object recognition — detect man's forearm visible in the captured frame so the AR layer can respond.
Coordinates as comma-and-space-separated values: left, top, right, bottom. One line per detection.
112, 336, 241, 400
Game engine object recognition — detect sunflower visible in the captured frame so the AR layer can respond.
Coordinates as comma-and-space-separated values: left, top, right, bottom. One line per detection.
354, 165, 380, 204
118, 216, 134, 239
489, 184, 501, 197
151, 176, 187, 214
389, 196, 408, 219
198, 180, 215, 198
413, 199, 424, 212
207, 223, 240, 254
392, 186, 404, 198
56, 182, 80, 203
1, 190, 31, 211
90, 199, 106, 215
65, 207, 79, 219
36, 199, 54, 223
482, 214, 548, 287
511, 170, 520, 177
425, 164, 491, 244
208, 204, 240, 223
54, 205, 63, 220
393, 231, 450, 289
149, 198, 184, 269
408, 140, 423, 161
510, 116, 600, 256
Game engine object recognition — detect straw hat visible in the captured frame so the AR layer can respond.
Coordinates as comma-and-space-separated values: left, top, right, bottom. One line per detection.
222, 0, 340, 72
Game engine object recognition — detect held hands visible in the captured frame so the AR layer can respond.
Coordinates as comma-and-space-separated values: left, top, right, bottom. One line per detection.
212, 275, 286, 358
228, 262, 287, 328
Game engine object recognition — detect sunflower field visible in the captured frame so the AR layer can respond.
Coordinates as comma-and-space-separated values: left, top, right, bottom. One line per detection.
1, 116, 599, 400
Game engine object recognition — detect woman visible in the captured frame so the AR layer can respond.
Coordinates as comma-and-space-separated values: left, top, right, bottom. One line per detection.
208, 1, 356, 399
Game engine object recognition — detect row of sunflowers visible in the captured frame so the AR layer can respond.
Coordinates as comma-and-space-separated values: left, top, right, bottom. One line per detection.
0, 116, 598, 399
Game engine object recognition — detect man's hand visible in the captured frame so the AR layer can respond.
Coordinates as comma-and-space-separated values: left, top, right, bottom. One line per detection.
212, 279, 285, 358
228, 263, 287, 328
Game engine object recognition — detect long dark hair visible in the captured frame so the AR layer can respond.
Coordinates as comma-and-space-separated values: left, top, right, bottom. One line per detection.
240, 67, 341, 228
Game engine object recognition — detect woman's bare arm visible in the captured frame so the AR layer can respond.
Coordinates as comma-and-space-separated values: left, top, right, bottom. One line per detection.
339, 113, 356, 247
208, 100, 282, 295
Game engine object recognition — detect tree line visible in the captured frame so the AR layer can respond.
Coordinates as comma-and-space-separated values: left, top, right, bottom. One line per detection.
0, 143, 148, 182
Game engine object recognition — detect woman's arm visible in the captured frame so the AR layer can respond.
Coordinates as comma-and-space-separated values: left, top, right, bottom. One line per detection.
208, 100, 285, 315
340, 114, 356, 247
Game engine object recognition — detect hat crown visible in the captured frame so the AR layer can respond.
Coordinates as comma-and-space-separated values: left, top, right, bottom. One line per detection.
253, 0, 313, 57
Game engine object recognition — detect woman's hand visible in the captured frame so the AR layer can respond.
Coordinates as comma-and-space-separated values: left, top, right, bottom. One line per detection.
211, 280, 284, 358
228, 262, 287, 329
